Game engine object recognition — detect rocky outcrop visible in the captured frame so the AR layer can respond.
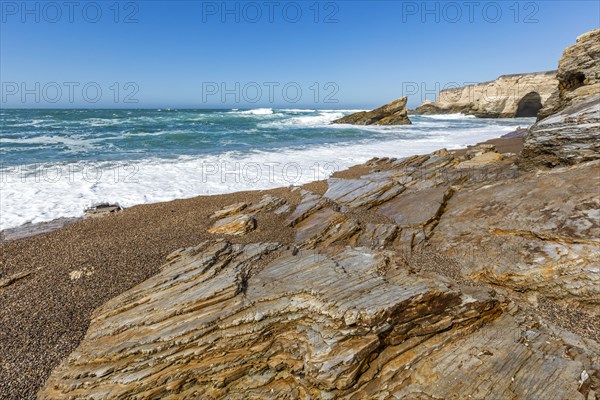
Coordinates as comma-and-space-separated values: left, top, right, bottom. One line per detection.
332, 97, 411, 125
431, 159, 600, 308
208, 195, 289, 236
208, 214, 256, 236
40, 133, 600, 399
414, 71, 558, 118
519, 94, 600, 168
538, 29, 600, 120
39, 238, 598, 400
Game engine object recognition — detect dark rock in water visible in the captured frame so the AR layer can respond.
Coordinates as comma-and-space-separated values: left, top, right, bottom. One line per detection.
84, 203, 123, 218
538, 29, 600, 120
332, 96, 411, 125
519, 94, 600, 168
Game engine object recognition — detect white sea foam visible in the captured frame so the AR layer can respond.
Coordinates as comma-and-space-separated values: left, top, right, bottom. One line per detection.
10, 119, 49, 127
238, 108, 274, 115
121, 130, 191, 138
1, 120, 522, 230
278, 109, 317, 113
84, 118, 127, 127
258, 111, 346, 128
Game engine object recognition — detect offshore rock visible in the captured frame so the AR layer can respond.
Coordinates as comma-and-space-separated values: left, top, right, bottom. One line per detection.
332, 97, 411, 125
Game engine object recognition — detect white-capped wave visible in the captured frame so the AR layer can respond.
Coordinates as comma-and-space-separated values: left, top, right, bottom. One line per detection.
258, 111, 346, 128
121, 130, 190, 138
9, 119, 49, 127
278, 109, 317, 113
84, 118, 127, 127
238, 108, 274, 115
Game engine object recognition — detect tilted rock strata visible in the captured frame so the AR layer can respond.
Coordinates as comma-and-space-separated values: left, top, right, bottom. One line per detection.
38, 239, 597, 399
204, 140, 596, 312
210, 202, 248, 219
538, 29, 600, 120
430, 159, 600, 310
519, 94, 600, 168
414, 71, 558, 118
332, 97, 411, 125
208, 214, 256, 236
208, 195, 288, 236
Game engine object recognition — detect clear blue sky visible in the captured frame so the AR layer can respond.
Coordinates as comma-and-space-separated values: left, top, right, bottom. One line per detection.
1, 0, 598, 108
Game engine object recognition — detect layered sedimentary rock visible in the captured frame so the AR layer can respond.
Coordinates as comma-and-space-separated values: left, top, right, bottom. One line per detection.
40, 133, 600, 398
332, 97, 411, 125
538, 29, 600, 120
519, 94, 600, 168
208, 214, 256, 236
431, 160, 600, 309
414, 71, 558, 118
39, 238, 598, 400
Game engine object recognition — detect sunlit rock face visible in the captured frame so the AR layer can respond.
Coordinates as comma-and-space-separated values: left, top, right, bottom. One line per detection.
38, 30, 600, 400
519, 94, 600, 168
538, 29, 600, 120
38, 238, 596, 400
332, 97, 411, 125
414, 71, 558, 118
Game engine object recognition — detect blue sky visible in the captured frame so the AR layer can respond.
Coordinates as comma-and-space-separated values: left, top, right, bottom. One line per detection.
1, 0, 598, 108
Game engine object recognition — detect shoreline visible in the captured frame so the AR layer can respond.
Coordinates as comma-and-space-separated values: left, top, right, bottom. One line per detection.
0, 132, 523, 398
4, 130, 570, 400
0, 131, 526, 244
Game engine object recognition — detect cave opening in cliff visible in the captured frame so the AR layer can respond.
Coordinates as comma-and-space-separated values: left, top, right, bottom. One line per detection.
563, 71, 586, 91
515, 92, 543, 117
